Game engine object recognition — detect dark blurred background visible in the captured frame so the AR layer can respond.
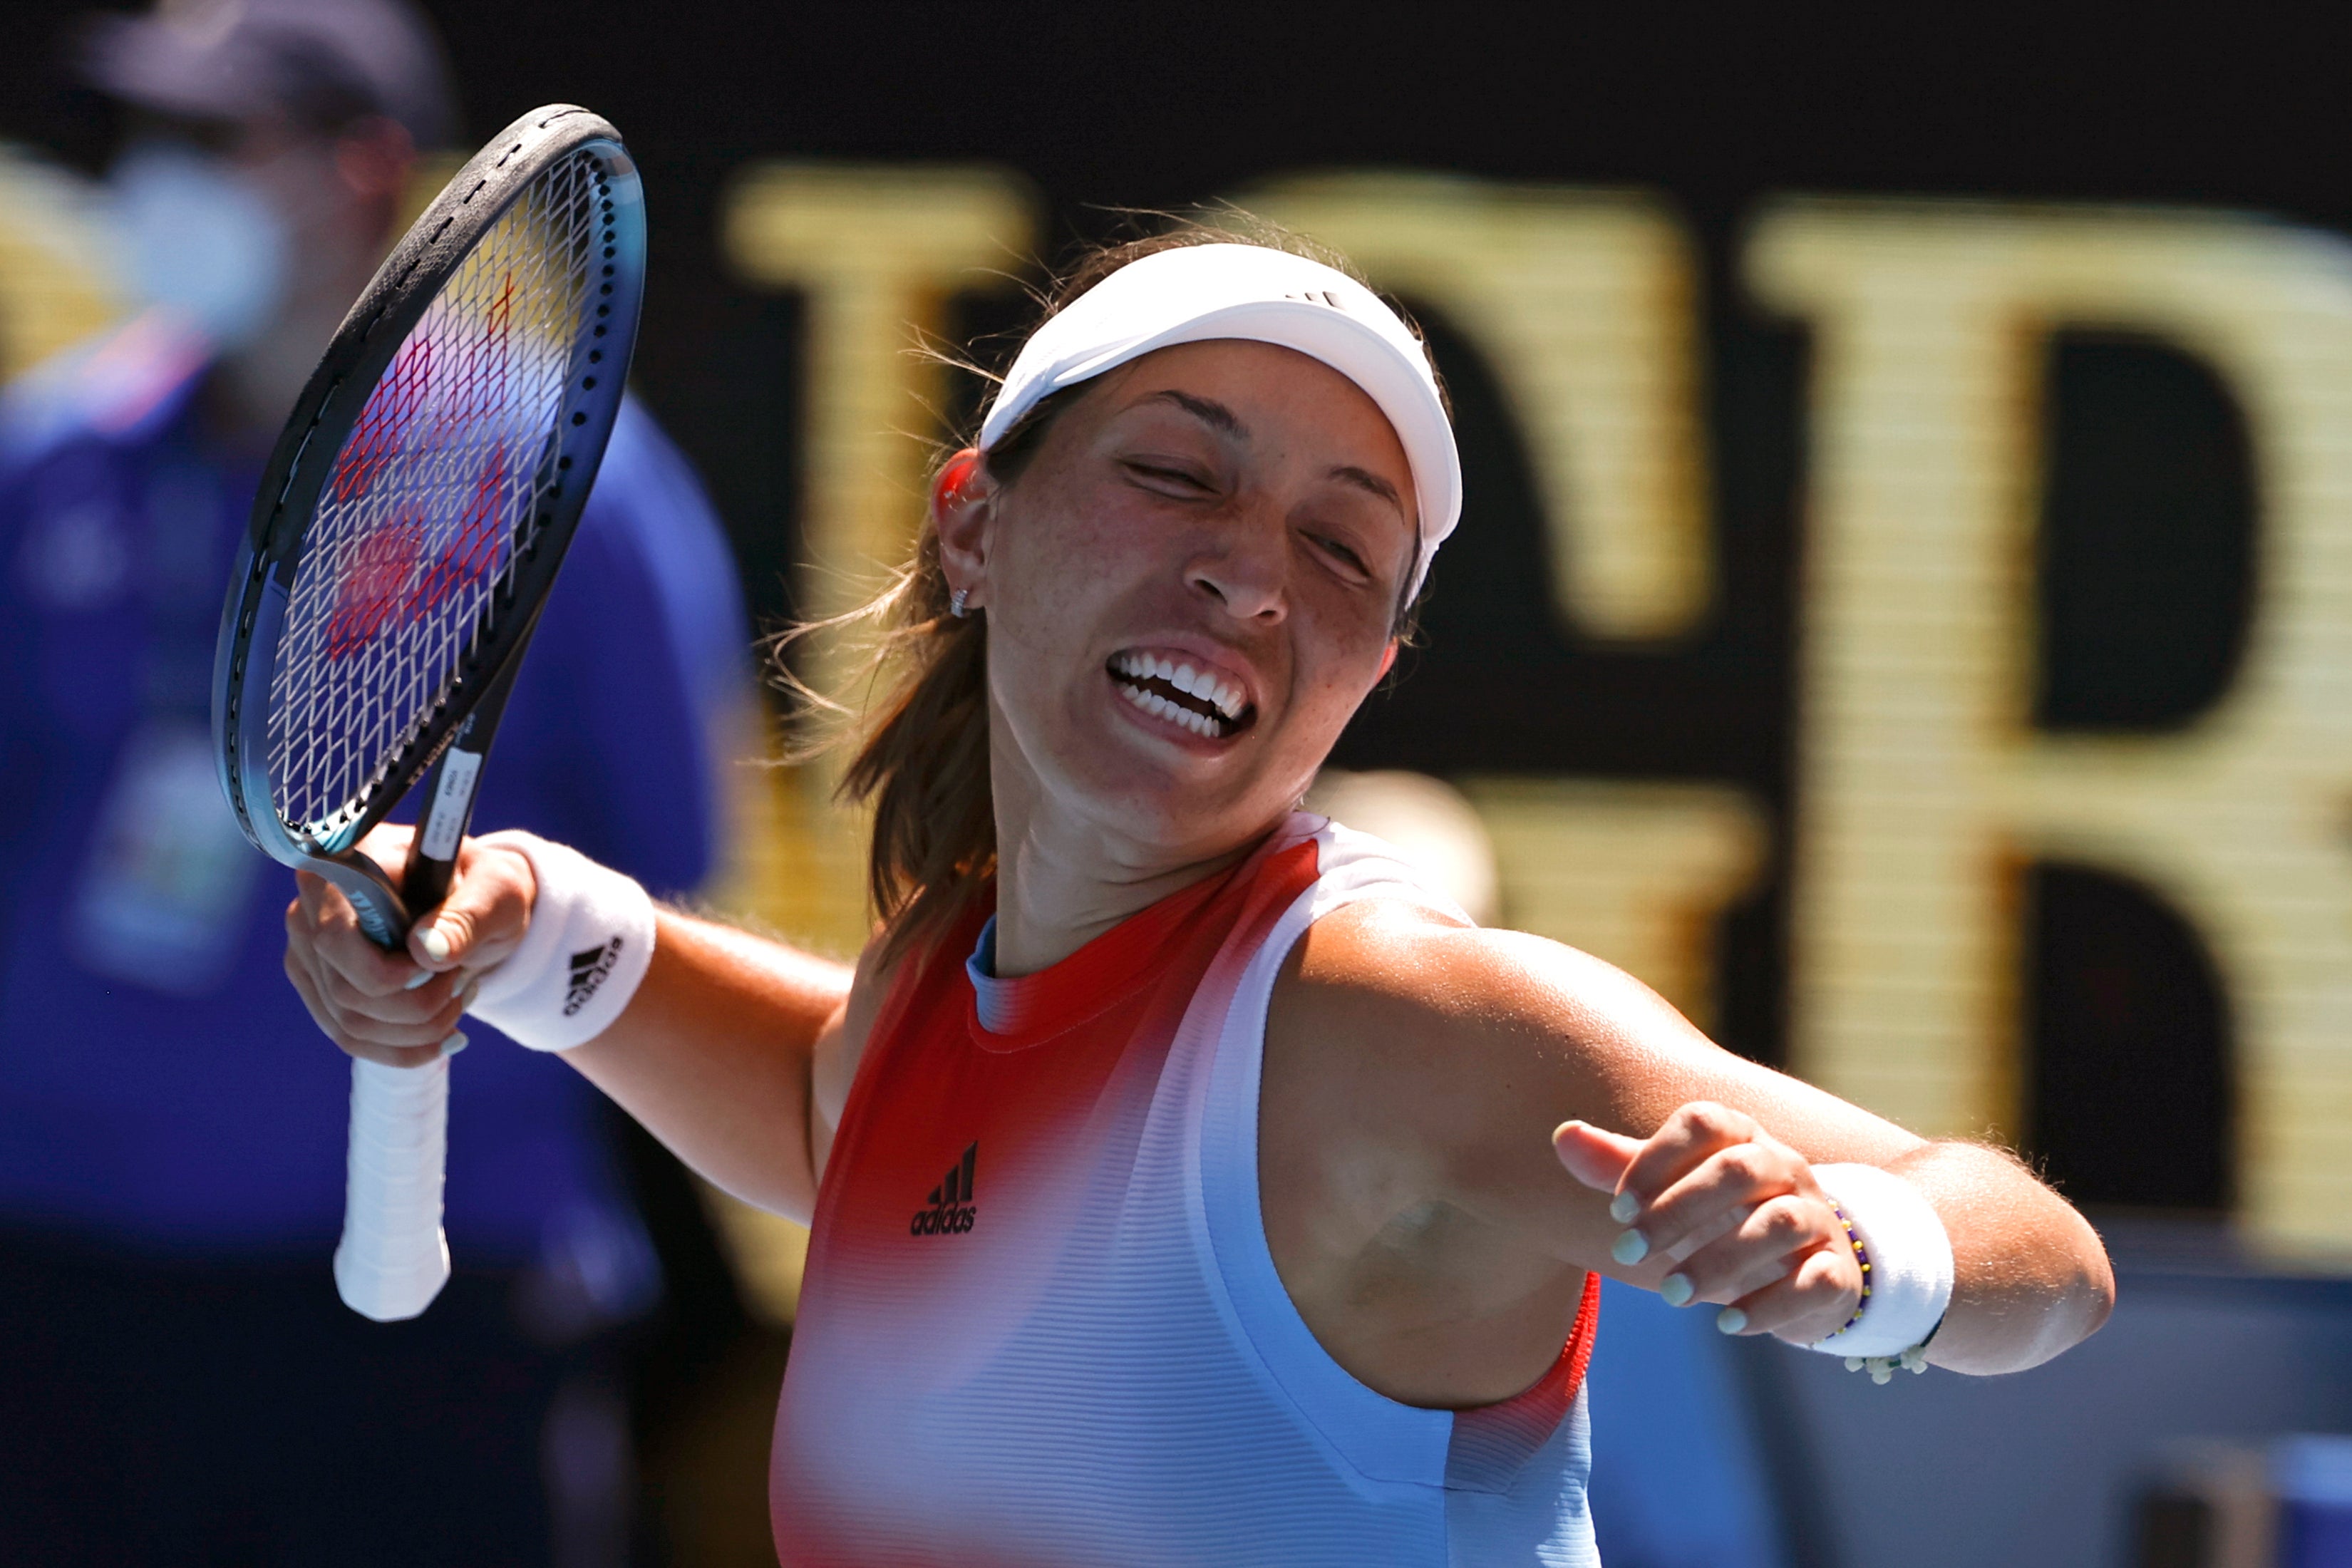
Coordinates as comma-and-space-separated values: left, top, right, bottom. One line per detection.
6, 4, 2352, 1567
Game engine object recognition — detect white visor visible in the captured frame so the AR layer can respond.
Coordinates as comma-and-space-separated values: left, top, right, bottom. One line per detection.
976, 244, 1461, 599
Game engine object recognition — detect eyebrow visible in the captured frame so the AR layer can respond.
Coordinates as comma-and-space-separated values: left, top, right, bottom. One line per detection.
1329, 463, 1404, 512
1147, 388, 1250, 440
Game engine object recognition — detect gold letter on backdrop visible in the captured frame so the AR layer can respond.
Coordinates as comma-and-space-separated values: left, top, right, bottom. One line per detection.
1244, 173, 1713, 642
1248, 175, 1765, 1036
1752, 199, 2352, 1253
1464, 779, 1764, 1033
722, 163, 1035, 955
0, 148, 124, 382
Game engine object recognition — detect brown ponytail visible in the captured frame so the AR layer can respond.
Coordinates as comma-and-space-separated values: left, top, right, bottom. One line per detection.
778, 212, 1442, 966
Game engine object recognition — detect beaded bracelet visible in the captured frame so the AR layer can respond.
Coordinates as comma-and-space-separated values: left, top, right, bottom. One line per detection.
1805, 1164, 1955, 1378
1844, 1346, 1932, 1384
1845, 1314, 1944, 1383
1826, 1200, 1874, 1336
1823, 1200, 1935, 1384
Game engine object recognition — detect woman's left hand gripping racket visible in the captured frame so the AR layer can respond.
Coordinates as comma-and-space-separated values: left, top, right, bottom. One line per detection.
212, 106, 645, 1321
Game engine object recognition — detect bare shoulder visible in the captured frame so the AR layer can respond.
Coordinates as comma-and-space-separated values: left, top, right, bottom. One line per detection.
1269, 898, 1712, 1085
1264, 898, 1912, 1167
1260, 900, 1696, 1201
1252, 897, 1944, 1401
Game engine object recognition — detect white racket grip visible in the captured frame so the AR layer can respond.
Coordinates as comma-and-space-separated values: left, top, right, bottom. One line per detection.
334, 1054, 453, 1321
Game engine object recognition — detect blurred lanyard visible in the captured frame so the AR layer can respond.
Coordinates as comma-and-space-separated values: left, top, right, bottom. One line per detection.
70, 446, 263, 996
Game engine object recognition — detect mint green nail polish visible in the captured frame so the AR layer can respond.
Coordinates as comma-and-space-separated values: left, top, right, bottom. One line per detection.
1661, 1272, 1695, 1306
1611, 1229, 1649, 1265
1609, 1191, 1640, 1224
1716, 1307, 1748, 1334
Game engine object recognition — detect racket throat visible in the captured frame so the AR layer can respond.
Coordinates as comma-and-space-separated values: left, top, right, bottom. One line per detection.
401, 651, 525, 916
418, 748, 485, 862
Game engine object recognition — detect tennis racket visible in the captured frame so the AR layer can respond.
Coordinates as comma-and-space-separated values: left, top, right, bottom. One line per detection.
212, 105, 646, 1321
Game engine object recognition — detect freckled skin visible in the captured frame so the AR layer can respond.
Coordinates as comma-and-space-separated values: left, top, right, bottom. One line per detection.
948, 340, 1416, 918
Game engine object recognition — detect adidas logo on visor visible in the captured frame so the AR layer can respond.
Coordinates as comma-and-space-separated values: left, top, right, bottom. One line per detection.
909, 1143, 978, 1237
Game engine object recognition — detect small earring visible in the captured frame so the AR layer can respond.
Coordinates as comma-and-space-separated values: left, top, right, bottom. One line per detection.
949, 587, 970, 618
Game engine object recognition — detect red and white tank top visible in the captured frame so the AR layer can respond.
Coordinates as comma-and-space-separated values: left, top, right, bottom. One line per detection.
770, 815, 1601, 1566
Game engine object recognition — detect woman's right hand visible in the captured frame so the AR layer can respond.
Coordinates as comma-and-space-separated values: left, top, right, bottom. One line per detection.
283, 825, 538, 1069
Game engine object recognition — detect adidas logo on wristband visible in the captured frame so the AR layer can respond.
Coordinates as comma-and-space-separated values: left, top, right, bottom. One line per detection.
563, 937, 624, 1017
465, 833, 656, 1053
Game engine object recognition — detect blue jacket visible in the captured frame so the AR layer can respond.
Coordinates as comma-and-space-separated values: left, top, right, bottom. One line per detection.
0, 312, 751, 1262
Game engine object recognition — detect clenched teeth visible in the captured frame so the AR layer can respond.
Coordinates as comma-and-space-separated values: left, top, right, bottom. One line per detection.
1119, 681, 1226, 738
1108, 649, 1253, 738
1109, 650, 1246, 720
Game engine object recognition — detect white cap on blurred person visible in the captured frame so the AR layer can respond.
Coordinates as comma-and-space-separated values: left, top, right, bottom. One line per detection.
80, 0, 456, 148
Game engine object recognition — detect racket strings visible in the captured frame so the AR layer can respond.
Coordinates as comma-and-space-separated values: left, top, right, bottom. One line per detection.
267, 150, 609, 842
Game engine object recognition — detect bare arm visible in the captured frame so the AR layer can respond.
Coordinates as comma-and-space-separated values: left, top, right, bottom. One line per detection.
563, 909, 850, 1221
1264, 905, 2112, 1397
284, 827, 857, 1224
1875, 1138, 2108, 1373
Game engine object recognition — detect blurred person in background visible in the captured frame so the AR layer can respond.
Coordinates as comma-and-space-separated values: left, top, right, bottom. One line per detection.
0, 1, 755, 1562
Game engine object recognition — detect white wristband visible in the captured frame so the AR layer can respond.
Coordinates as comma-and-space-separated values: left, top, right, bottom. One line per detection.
1805, 1162, 1955, 1360
465, 832, 656, 1052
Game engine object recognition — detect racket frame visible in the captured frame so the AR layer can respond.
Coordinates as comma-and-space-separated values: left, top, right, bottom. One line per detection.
214, 104, 646, 942
208, 106, 647, 1321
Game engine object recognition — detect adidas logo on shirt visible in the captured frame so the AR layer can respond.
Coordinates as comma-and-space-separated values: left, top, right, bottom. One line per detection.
562, 938, 624, 1018
909, 1143, 978, 1237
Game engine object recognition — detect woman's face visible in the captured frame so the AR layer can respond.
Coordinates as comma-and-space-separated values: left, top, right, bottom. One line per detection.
955, 338, 1420, 864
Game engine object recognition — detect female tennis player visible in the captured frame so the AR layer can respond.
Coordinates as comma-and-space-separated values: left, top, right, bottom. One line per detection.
283, 225, 2113, 1564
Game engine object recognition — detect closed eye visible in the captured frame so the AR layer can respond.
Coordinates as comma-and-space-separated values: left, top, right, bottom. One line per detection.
1309, 532, 1371, 579
1123, 460, 1217, 496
